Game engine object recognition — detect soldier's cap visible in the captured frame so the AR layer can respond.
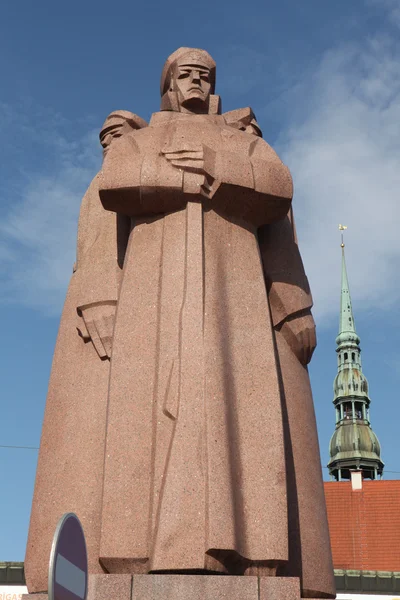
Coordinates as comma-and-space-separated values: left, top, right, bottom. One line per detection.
99, 110, 148, 141
160, 47, 216, 96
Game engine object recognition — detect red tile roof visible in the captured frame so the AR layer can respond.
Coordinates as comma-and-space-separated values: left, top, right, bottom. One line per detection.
324, 480, 400, 572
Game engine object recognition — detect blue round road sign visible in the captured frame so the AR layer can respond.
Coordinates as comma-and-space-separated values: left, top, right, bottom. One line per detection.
48, 513, 88, 600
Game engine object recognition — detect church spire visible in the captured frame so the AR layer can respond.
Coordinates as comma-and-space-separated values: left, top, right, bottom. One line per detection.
328, 226, 384, 481
339, 238, 357, 338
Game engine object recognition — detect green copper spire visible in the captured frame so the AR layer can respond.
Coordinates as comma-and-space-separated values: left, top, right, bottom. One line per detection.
328, 229, 384, 481
339, 244, 357, 338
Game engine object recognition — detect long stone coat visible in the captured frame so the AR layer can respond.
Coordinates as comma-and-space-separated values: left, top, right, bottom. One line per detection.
25, 111, 335, 599
24, 175, 130, 589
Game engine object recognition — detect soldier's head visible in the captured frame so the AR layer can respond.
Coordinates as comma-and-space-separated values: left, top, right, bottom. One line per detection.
99, 111, 148, 155
160, 48, 220, 114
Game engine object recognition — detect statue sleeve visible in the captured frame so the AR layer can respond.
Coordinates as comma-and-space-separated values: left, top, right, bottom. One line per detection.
99, 133, 185, 217
208, 136, 293, 227
258, 207, 313, 327
72, 174, 130, 312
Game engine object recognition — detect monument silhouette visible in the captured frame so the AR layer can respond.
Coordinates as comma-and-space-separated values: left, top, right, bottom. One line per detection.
24, 48, 335, 600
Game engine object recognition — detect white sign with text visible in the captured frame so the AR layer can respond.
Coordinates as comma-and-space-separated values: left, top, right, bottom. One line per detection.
0, 587, 28, 600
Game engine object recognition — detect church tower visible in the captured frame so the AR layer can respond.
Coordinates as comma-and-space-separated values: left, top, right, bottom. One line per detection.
328, 232, 384, 481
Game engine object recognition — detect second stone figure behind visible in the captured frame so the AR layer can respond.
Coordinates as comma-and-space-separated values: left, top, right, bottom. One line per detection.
25, 47, 335, 599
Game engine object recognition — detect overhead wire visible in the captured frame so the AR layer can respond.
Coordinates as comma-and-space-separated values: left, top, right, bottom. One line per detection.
0, 444, 39, 450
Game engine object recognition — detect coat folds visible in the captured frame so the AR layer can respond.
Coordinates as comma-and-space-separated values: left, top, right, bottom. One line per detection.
100, 206, 287, 575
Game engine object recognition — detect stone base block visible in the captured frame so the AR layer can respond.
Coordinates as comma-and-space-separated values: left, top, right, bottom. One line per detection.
23, 574, 328, 600
259, 576, 300, 600
133, 574, 258, 600
88, 574, 132, 600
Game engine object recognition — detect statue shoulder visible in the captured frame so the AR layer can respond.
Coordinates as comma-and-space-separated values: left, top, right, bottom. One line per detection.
223, 107, 262, 138
250, 136, 285, 165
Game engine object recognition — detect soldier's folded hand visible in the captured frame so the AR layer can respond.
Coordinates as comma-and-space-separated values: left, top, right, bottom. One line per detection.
77, 301, 117, 359
162, 143, 220, 198
278, 311, 316, 366
162, 145, 204, 173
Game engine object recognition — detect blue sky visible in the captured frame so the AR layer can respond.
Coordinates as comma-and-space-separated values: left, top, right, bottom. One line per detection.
1, 0, 399, 561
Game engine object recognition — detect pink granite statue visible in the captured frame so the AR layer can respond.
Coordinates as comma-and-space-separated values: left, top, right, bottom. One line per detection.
25, 48, 335, 599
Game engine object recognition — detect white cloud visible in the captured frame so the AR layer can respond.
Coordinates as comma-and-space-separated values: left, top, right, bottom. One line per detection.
0, 111, 100, 315
277, 9, 400, 325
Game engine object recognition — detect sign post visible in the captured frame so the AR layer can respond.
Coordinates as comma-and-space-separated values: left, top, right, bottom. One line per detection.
48, 513, 88, 600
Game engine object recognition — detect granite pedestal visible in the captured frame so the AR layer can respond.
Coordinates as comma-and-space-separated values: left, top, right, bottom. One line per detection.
23, 574, 330, 600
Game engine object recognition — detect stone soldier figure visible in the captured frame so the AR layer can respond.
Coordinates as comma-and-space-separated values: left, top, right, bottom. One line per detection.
25, 48, 335, 599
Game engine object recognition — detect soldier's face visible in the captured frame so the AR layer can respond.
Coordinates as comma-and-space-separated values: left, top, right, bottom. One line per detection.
100, 123, 124, 154
172, 62, 211, 112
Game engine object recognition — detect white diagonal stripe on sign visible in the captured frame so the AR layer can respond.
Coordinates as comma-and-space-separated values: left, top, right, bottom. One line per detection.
55, 554, 86, 599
